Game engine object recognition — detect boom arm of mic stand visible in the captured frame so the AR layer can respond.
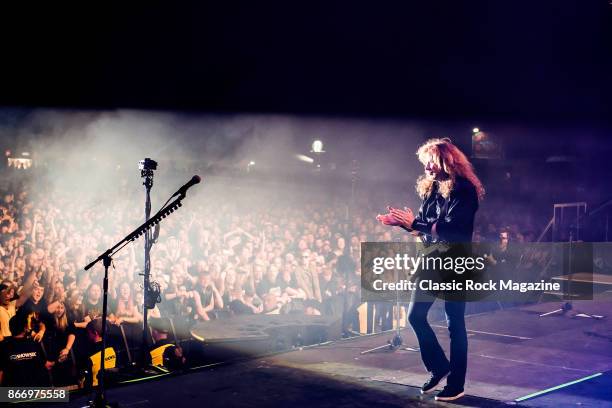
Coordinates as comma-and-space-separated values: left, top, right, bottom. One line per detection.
125, 197, 183, 243
84, 195, 185, 271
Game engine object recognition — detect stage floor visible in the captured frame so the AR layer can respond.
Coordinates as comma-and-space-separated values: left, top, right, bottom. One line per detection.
62, 300, 612, 408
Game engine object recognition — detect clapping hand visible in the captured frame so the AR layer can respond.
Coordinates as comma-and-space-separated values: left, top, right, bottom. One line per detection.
377, 206, 415, 230
376, 214, 400, 226
390, 206, 416, 230
376, 206, 401, 226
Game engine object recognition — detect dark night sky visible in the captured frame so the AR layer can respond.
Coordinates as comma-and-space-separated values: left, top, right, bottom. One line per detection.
1, 1, 611, 121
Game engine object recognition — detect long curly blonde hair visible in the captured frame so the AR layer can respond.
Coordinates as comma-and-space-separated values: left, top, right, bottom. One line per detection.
416, 138, 485, 201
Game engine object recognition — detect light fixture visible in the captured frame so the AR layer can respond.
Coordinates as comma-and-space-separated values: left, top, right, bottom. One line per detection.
311, 140, 324, 153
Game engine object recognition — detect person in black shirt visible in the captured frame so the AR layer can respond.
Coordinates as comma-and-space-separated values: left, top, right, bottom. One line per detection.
43, 301, 77, 386
319, 264, 344, 317
378, 138, 484, 402
15, 283, 49, 343
486, 230, 518, 272
228, 288, 262, 315
275, 266, 303, 299
256, 266, 279, 298
0, 313, 50, 386
191, 272, 223, 321
66, 290, 87, 328
319, 264, 338, 302
82, 283, 103, 322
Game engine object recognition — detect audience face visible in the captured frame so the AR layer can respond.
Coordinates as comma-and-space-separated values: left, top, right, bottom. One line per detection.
87, 284, 101, 304
54, 302, 66, 318
281, 269, 292, 283
23, 218, 32, 232
52, 278, 65, 300
119, 282, 131, 300
285, 253, 295, 265
0, 284, 14, 306
301, 251, 310, 267
337, 237, 345, 251
32, 284, 45, 303
68, 291, 83, 311
298, 239, 308, 251
266, 266, 278, 282
198, 273, 211, 288
322, 266, 333, 281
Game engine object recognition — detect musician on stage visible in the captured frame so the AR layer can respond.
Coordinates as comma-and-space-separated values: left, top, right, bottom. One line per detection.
377, 138, 484, 401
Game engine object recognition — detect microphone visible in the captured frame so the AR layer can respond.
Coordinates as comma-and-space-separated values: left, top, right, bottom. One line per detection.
171, 175, 201, 198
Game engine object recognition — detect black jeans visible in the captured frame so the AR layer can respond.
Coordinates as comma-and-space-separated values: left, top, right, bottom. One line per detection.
407, 286, 467, 390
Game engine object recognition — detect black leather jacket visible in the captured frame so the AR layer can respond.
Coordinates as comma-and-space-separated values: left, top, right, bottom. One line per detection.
411, 176, 479, 244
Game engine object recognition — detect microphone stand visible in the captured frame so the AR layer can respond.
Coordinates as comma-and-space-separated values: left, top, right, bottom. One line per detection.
139, 159, 156, 368
360, 262, 420, 354
539, 230, 604, 319
361, 225, 426, 354
84, 194, 186, 408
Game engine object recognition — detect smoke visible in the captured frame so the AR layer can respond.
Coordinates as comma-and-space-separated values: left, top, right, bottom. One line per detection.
0, 109, 436, 220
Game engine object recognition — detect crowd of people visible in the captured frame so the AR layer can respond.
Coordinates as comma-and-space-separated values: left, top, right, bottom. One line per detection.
0, 173, 548, 388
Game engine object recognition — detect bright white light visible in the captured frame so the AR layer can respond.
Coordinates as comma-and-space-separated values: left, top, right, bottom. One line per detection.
312, 140, 324, 153
248, 161, 256, 166
472, 128, 480, 133
8, 158, 32, 169
295, 154, 314, 164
